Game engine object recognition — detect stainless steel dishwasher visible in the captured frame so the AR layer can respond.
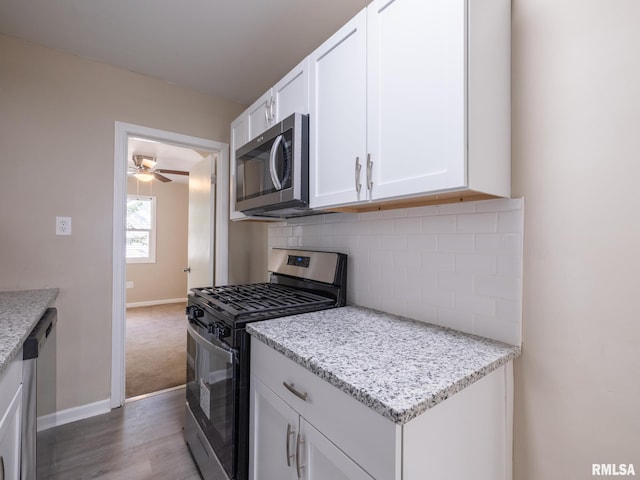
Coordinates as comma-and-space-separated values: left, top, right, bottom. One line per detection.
21, 307, 57, 480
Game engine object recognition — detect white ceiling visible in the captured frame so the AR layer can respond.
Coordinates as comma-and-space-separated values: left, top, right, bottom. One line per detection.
0, 0, 368, 106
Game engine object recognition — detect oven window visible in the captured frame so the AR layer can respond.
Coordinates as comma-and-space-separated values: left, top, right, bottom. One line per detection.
186, 325, 236, 476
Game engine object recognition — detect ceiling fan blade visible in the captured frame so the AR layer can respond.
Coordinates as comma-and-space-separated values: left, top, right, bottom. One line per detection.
156, 169, 189, 176
153, 172, 171, 182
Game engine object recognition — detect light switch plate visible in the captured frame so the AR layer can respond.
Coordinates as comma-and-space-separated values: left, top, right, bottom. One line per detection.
56, 216, 72, 235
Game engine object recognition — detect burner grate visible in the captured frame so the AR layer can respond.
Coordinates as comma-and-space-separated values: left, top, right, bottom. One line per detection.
193, 283, 335, 319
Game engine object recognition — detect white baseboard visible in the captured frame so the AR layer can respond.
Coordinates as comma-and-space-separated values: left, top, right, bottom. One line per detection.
125, 297, 187, 308
37, 398, 111, 432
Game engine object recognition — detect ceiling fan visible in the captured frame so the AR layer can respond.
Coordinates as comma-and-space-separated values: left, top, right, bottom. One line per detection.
129, 154, 189, 183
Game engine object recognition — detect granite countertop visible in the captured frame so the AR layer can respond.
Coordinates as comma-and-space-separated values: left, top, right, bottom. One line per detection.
247, 306, 520, 425
0, 289, 59, 376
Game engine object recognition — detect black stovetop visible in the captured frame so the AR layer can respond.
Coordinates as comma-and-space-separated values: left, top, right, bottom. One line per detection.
189, 282, 337, 327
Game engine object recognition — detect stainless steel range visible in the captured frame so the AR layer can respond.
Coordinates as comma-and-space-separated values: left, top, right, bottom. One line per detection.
184, 248, 348, 480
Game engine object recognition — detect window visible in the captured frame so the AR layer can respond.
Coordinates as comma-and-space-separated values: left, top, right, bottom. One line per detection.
126, 195, 156, 263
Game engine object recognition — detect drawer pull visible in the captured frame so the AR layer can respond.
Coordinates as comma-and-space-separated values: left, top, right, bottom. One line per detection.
283, 381, 308, 401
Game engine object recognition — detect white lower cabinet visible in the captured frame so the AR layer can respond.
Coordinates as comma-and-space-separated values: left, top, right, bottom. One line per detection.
250, 338, 513, 480
0, 355, 23, 480
250, 376, 373, 480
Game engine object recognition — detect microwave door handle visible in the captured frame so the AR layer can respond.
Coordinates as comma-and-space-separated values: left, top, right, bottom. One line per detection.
269, 134, 284, 191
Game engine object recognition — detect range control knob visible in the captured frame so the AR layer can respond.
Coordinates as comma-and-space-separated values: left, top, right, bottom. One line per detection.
186, 305, 204, 318
215, 324, 231, 339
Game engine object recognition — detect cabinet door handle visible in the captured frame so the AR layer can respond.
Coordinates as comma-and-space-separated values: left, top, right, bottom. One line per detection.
366, 153, 374, 193
296, 432, 305, 479
265, 104, 270, 124
355, 157, 362, 193
283, 381, 308, 401
1, 455, 6, 480
286, 423, 296, 467
269, 97, 275, 122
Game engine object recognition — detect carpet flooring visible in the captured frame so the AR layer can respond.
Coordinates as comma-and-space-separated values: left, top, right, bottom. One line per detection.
125, 302, 187, 398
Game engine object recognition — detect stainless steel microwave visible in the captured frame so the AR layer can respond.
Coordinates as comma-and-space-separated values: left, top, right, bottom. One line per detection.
235, 113, 311, 218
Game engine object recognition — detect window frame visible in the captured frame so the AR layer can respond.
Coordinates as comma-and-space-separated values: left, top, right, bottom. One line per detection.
126, 194, 157, 264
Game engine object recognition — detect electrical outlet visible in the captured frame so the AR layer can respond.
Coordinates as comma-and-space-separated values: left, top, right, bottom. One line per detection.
56, 216, 72, 236
126, 281, 134, 289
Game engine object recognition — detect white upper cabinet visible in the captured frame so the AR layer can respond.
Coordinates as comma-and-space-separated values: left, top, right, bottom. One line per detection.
272, 58, 309, 124
247, 90, 272, 141
246, 58, 310, 141
310, 0, 511, 210
309, 10, 368, 208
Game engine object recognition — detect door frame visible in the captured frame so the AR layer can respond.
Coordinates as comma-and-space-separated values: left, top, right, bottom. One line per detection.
111, 121, 230, 408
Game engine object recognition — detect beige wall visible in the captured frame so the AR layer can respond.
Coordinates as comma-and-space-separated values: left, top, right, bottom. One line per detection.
125, 177, 189, 304
0, 34, 245, 411
512, 1, 640, 478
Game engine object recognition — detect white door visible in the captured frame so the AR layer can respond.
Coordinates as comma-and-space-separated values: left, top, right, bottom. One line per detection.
249, 377, 299, 480
247, 90, 273, 140
187, 154, 215, 290
300, 419, 374, 480
309, 8, 367, 209
367, 0, 466, 199
273, 58, 310, 122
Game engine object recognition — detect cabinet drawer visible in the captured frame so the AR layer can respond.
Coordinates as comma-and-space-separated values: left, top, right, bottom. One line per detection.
251, 338, 400, 480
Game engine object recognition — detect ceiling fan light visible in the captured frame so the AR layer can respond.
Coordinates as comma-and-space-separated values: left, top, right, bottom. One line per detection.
135, 171, 155, 182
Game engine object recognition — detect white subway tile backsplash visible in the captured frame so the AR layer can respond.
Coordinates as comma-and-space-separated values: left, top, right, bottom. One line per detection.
455, 292, 496, 316
475, 274, 521, 301
422, 288, 455, 309
267, 197, 523, 345
498, 211, 523, 233
421, 215, 456, 233
475, 197, 523, 212
456, 212, 498, 233
438, 271, 474, 293
421, 252, 455, 272
380, 235, 407, 251
476, 233, 523, 255
497, 255, 523, 277
394, 217, 422, 234
438, 234, 475, 253
437, 307, 474, 333
407, 234, 438, 252
455, 253, 497, 274
407, 267, 437, 290
434, 202, 477, 215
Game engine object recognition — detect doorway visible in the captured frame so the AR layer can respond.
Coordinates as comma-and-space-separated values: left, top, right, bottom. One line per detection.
124, 138, 210, 399
112, 121, 229, 409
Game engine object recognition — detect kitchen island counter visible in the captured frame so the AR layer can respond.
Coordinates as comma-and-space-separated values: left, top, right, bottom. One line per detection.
247, 305, 520, 424
0, 288, 58, 375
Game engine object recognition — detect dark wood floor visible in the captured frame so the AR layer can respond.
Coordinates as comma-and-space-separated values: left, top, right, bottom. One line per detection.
38, 387, 202, 479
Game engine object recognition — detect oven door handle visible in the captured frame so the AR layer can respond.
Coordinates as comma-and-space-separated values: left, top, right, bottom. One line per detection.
187, 322, 235, 364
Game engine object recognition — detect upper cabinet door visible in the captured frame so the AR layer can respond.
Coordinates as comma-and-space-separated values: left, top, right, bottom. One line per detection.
273, 58, 309, 122
367, 0, 466, 200
309, 9, 368, 209
247, 90, 273, 141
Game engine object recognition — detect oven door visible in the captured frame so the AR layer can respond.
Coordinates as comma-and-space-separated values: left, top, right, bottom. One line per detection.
186, 319, 238, 479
